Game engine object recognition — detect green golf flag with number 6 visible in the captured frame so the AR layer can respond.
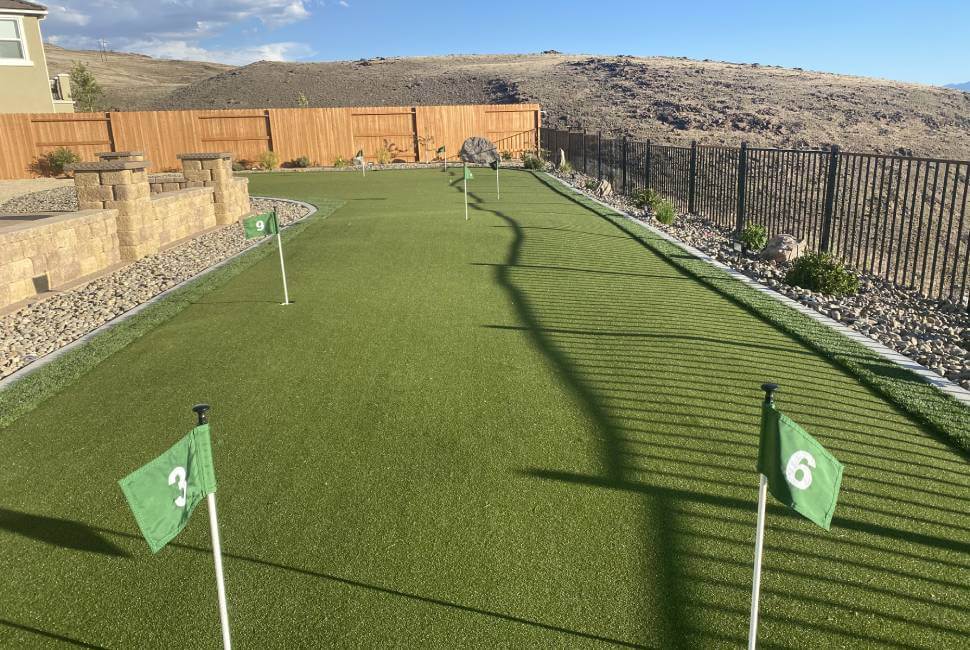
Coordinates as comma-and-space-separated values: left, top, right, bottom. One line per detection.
242, 211, 279, 239
758, 402, 843, 529
119, 425, 218, 553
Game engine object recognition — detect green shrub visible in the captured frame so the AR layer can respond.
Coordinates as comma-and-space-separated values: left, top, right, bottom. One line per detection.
333, 156, 349, 168
632, 187, 661, 210
69, 62, 103, 112
522, 153, 544, 170
375, 145, 392, 165
33, 147, 80, 177
654, 199, 676, 225
558, 159, 573, 173
291, 155, 311, 168
258, 151, 280, 170
584, 179, 599, 191
785, 252, 859, 296
501, 150, 513, 161
232, 161, 246, 172
740, 223, 768, 251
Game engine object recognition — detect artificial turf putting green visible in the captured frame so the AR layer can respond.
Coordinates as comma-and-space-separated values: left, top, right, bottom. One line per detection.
0, 168, 967, 648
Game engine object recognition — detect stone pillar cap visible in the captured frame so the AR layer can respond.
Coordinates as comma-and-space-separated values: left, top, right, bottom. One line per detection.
97, 151, 145, 158
177, 152, 232, 160
66, 160, 151, 172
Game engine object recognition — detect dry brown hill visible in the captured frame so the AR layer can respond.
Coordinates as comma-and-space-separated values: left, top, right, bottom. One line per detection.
44, 44, 232, 110
45, 47, 970, 159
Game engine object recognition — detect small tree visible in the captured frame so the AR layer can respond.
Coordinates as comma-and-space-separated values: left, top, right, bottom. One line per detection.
70, 62, 104, 112
297, 91, 309, 108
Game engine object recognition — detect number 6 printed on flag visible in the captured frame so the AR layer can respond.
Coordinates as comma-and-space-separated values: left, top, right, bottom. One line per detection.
784, 451, 815, 490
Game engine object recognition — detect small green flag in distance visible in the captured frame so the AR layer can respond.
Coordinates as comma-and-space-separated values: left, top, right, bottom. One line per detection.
436, 145, 446, 155
242, 211, 279, 239
758, 402, 843, 529
119, 425, 218, 553
463, 165, 473, 180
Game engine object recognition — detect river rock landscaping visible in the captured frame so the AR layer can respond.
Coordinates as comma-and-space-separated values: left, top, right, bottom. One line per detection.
0, 193, 309, 380
550, 168, 970, 391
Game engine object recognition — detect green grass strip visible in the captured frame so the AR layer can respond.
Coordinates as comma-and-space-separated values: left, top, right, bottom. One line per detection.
0, 198, 345, 429
538, 172, 970, 453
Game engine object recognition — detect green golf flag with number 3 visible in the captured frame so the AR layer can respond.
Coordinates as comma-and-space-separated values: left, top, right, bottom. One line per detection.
242, 211, 279, 239
119, 425, 218, 553
758, 402, 843, 529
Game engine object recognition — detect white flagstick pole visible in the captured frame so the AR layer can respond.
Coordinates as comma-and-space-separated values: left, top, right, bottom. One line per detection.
207, 492, 232, 650
464, 166, 469, 221
496, 164, 500, 200
192, 404, 231, 650
748, 472, 768, 650
274, 212, 290, 305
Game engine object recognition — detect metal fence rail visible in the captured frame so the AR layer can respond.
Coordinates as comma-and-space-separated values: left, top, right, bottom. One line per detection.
540, 127, 970, 308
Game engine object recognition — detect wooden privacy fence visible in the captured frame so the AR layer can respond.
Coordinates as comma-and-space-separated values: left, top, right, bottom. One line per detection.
0, 103, 540, 179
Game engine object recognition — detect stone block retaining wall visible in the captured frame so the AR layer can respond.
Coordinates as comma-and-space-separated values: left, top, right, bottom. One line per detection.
0, 152, 251, 311
0, 209, 120, 308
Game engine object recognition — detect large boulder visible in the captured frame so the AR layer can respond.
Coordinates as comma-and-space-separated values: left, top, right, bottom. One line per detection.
761, 234, 805, 263
596, 179, 613, 198
459, 137, 500, 166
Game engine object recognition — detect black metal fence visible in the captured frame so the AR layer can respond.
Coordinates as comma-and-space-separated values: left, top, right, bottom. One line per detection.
540, 127, 970, 308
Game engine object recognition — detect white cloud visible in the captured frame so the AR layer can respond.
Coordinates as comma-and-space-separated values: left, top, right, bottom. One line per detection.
130, 39, 314, 65
339, 1, 349, 7
43, 1, 317, 64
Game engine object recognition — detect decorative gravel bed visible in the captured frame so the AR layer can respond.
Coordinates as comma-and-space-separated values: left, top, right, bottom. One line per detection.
551, 169, 970, 390
0, 194, 310, 379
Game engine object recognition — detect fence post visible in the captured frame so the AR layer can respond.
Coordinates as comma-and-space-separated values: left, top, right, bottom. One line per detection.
688, 140, 698, 214
819, 145, 840, 253
583, 128, 588, 175
597, 131, 602, 180
645, 139, 652, 189
735, 142, 748, 234
622, 137, 628, 194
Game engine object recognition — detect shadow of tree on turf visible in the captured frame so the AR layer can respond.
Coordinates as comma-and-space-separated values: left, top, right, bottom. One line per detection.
462, 171, 970, 647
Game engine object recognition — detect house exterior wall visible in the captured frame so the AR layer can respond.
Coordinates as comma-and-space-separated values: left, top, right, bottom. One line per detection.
0, 13, 56, 114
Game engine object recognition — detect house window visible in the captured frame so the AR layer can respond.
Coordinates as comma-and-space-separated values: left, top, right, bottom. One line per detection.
0, 16, 30, 65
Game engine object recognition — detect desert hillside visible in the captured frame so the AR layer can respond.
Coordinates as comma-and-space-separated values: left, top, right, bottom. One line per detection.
44, 44, 232, 110
45, 47, 970, 159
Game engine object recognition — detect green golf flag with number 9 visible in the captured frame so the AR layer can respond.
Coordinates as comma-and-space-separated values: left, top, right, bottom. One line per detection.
119, 425, 218, 553
242, 211, 279, 239
758, 402, 843, 529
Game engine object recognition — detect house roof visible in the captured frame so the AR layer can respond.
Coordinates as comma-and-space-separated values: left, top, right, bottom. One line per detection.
0, 0, 48, 13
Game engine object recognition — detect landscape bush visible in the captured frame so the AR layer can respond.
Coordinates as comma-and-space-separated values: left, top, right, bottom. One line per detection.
584, 179, 599, 192
632, 187, 661, 211
654, 199, 676, 225
522, 153, 545, 170
785, 252, 859, 296
559, 159, 573, 173
290, 156, 311, 168
31, 147, 80, 177
375, 145, 392, 165
501, 150, 513, 161
740, 223, 768, 251
333, 156, 349, 168
258, 151, 280, 170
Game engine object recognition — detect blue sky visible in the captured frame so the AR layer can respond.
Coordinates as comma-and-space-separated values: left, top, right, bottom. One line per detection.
45, 1, 970, 85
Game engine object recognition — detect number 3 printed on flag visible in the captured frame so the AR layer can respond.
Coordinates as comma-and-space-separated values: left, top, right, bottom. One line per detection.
168, 466, 188, 508
785, 451, 815, 490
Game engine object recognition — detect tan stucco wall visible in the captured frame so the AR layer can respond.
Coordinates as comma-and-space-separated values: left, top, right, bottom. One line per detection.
0, 14, 55, 113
